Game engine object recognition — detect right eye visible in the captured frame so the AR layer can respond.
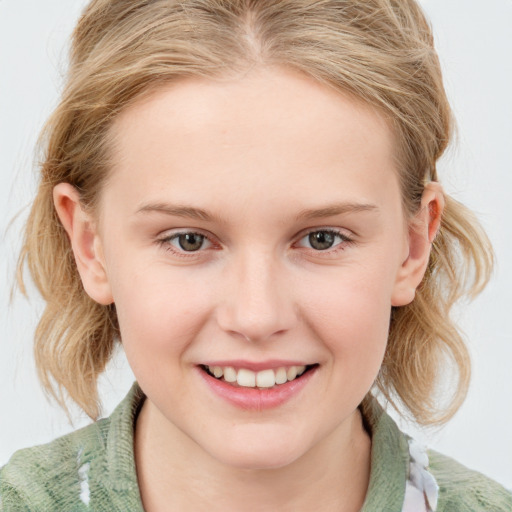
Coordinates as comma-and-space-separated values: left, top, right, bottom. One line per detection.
163, 232, 212, 252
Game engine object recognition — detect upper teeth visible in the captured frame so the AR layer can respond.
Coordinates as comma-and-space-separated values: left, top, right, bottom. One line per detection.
206, 365, 307, 388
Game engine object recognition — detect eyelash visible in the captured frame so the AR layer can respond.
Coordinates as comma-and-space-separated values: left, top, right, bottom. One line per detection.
156, 228, 354, 259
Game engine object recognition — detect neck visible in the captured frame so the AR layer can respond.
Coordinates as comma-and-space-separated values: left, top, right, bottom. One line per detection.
135, 399, 371, 512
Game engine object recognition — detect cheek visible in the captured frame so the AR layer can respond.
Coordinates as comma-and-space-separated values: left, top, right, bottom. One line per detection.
110, 265, 214, 363
299, 263, 393, 372
301, 259, 394, 328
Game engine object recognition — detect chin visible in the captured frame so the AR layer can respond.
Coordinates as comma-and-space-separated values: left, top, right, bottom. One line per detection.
205, 430, 308, 471
214, 449, 301, 471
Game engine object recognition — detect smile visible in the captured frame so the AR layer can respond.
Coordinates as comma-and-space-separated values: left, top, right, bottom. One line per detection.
202, 364, 312, 388
197, 363, 318, 410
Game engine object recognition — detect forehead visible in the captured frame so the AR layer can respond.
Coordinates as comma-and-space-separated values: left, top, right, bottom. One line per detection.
105, 66, 399, 216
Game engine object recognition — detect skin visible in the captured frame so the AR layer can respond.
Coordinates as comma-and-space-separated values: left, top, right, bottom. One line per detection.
54, 66, 443, 511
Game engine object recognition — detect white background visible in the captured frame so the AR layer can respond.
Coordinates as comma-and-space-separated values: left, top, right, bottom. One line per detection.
1, 0, 511, 489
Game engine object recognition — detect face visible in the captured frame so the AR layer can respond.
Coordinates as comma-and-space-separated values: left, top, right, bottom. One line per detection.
87, 67, 419, 469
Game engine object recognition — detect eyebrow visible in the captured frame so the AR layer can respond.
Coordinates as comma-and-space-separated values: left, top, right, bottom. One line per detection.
294, 202, 379, 221
136, 203, 215, 221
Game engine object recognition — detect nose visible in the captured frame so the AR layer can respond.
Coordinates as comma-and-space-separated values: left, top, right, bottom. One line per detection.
216, 249, 297, 343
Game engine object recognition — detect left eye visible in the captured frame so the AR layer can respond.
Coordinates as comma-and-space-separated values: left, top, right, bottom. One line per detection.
297, 230, 347, 251
168, 232, 212, 252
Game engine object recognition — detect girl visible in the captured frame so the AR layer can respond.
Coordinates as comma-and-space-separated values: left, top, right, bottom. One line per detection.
1, 1, 511, 510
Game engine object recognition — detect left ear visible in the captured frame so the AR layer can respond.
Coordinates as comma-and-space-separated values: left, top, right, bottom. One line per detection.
391, 182, 444, 307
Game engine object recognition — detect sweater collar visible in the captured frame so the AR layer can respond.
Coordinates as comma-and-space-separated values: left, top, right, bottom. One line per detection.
360, 396, 409, 511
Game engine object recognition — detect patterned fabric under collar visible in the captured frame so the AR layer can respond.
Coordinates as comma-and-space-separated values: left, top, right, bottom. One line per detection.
402, 438, 439, 511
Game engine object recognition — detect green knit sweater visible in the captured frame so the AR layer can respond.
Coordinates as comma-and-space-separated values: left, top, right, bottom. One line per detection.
1, 383, 511, 511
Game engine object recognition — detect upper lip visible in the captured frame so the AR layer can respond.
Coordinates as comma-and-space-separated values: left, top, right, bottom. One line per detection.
199, 360, 316, 372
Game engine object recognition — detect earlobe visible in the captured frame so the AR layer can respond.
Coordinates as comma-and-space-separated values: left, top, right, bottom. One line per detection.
53, 183, 113, 305
391, 182, 444, 307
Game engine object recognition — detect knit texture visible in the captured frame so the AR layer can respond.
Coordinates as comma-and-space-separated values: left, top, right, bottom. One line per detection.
1, 383, 511, 511
0, 384, 145, 511
430, 450, 512, 511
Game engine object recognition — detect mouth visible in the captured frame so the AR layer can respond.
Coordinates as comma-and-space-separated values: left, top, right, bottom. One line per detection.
199, 364, 318, 389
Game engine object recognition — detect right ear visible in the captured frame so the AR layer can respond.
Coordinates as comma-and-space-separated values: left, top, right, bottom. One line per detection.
53, 183, 113, 305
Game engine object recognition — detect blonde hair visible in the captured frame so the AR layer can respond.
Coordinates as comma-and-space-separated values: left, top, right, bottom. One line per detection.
18, 0, 493, 422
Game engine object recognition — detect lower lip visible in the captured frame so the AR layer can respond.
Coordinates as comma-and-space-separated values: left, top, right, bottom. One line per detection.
197, 366, 318, 411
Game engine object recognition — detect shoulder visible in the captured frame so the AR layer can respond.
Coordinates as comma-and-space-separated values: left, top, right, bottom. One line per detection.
428, 450, 512, 512
0, 417, 111, 511
360, 399, 511, 512
0, 383, 145, 511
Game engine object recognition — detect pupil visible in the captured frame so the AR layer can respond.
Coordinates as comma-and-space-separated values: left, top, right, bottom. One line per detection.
309, 231, 334, 250
178, 233, 203, 251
